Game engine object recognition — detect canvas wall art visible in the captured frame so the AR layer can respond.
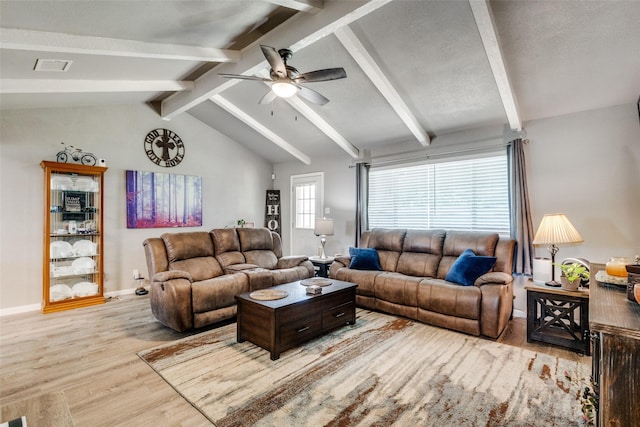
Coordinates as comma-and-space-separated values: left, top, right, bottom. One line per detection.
126, 170, 202, 228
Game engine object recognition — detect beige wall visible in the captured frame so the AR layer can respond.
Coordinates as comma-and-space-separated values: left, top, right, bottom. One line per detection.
0, 104, 273, 310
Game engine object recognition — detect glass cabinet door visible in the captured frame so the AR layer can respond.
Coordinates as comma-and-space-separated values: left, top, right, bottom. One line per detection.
42, 161, 107, 312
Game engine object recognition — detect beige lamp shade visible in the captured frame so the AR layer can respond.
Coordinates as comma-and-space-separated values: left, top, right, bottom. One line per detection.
532, 213, 583, 245
314, 218, 334, 236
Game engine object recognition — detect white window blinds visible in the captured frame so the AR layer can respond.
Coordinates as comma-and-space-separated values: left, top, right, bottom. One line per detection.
368, 151, 510, 236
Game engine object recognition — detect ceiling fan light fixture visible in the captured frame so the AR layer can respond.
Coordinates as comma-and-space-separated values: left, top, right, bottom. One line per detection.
272, 82, 297, 98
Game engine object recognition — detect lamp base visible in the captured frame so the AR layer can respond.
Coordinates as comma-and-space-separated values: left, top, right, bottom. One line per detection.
544, 280, 562, 288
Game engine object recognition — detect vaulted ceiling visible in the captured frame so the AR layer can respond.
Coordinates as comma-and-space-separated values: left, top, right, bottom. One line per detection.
2, 0, 639, 164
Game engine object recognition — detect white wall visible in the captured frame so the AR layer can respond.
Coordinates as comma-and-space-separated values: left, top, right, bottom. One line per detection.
525, 103, 640, 273
273, 156, 356, 258
0, 104, 273, 310
273, 103, 640, 313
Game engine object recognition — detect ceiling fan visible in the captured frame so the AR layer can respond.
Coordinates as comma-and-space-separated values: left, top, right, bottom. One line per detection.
219, 45, 346, 106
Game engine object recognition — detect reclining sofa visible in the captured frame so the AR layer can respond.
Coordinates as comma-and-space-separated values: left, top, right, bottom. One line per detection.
143, 227, 314, 331
329, 229, 516, 338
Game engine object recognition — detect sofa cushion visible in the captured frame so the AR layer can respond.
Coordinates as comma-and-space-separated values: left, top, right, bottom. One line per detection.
237, 227, 274, 251
170, 257, 224, 282
418, 277, 482, 320
366, 229, 406, 271
162, 231, 214, 261
444, 249, 496, 286
244, 250, 278, 269
396, 229, 446, 277
374, 272, 421, 306
210, 228, 246, 267
349, 247, 382, 270
191, 274, 248, 313
437, 231, 499, 279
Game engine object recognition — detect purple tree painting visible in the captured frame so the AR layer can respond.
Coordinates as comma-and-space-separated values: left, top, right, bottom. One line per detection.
126, 170, 202, 228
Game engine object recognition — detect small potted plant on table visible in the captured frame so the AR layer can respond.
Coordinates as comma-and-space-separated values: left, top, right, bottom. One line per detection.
554, 262, 590, 290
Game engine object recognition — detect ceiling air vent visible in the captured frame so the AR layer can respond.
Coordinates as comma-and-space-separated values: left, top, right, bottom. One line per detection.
34, 59, 73, 72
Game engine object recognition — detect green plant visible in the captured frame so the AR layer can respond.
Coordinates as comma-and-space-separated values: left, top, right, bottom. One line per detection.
236, 219, 245, 228
554, 262, 590, 283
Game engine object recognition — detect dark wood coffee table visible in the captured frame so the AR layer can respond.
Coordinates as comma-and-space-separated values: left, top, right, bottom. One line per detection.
235, 279, 357, 360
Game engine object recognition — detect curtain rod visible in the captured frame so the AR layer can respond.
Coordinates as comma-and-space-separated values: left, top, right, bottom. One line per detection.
350, 139, 526, 168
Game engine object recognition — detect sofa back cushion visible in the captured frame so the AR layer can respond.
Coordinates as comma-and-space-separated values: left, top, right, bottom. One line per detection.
366, 229, 406, 272
210, 228, 246, 267
436, 231, 499, 279
238, 228, 278, 269
161, 232, 223, 281
396, 229, 446, 277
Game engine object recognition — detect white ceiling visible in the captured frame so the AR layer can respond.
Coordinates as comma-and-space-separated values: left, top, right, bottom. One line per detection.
2, 0, 639, 164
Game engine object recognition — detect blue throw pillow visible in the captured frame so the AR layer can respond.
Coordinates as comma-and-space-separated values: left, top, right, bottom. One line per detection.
445, 249, 496, 286
349, 247, 382, 271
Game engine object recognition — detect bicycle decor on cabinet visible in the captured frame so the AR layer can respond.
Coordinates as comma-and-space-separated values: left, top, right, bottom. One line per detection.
55, 142, 97, 166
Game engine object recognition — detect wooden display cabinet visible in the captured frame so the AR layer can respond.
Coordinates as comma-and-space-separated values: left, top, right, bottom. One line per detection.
41, 161, 107, 313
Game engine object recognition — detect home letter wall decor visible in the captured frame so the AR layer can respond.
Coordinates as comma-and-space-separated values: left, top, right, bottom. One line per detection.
265, 190, 281, 236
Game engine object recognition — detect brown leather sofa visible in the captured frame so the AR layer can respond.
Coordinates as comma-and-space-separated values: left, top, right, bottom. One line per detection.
143, 227, 314, 332
329, 229, 516, 338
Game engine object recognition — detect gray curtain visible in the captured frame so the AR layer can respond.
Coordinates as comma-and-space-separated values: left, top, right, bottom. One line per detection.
355, 162, 369, 247
508, 138, 534, 274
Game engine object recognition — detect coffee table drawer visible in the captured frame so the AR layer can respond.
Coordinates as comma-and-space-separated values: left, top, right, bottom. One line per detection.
280, 314, 322, 349
322, 301, 355, 330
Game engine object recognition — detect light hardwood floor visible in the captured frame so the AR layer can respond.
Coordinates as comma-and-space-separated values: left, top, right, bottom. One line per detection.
0, 295, 589, 426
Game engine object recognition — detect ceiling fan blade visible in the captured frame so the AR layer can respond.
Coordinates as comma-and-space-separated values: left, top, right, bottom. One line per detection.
258, 90, 278, 105
296, 85, 330, 106
218, 73, 271, 82
293, 68, 347, 83
260, 45, 287, 78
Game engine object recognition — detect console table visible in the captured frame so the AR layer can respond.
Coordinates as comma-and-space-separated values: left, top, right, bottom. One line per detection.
589, 263, 640, 426
525, 280, 590, 355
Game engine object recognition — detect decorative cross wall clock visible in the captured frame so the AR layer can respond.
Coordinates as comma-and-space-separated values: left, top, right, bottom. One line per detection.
144, 128, 185, 167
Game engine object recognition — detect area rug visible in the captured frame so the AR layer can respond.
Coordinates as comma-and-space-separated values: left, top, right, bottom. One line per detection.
138, 310, 588, 426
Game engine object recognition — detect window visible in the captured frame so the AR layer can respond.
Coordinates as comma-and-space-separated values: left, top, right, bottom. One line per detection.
368, 151, 510, 236
295, 182, 316, 229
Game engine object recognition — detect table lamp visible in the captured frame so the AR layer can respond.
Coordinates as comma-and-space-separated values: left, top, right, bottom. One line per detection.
532, 213, 583, 287
314, 218, 334, 259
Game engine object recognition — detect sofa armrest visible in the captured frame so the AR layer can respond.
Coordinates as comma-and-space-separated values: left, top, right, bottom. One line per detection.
474, 272, 513, 286
149, 275, 194, 332
152, 270, 193, 283
334, 256, 351, 268
276, 255, 309, 269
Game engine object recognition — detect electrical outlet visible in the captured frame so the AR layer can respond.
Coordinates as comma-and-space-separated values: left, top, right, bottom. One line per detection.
133, 269, 140, 279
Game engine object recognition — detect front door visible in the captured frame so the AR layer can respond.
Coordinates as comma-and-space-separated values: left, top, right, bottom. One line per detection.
290, 172, 324, 256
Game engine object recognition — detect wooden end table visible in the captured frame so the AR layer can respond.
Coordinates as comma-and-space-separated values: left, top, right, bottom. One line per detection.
309, 256, 334, 278
235, 279, 356, 360
525, 280, 590, 355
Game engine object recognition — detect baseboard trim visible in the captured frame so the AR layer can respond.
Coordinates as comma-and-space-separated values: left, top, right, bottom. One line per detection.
0, 287, 141, 317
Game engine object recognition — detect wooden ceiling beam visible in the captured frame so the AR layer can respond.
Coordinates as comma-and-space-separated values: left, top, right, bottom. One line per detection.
0, 28, 240, 63
0, 79, 194, 93
209, 94, 311, 165
264, 0, 323, 14
335, 25, 430, 147
469, 0, 522, 131
161, 0, 392, 120
255, 71, 359, 159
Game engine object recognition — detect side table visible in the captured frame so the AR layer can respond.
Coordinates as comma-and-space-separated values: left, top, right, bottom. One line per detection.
309, 256, 334, 278
525, 280, 590, 355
